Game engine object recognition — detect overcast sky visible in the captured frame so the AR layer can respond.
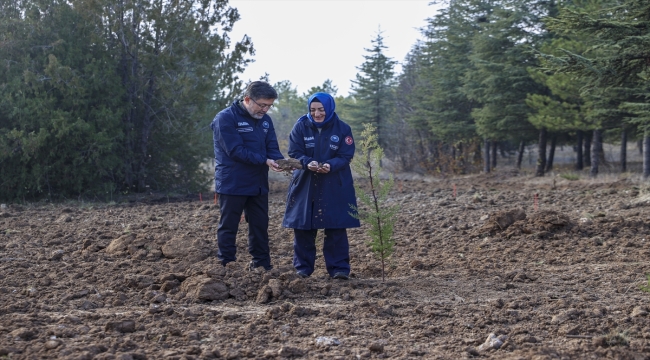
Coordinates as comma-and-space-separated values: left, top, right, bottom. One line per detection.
228, 0, 443, 97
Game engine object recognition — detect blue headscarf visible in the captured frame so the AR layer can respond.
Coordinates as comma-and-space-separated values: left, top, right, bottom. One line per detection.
307, 92, 336, 128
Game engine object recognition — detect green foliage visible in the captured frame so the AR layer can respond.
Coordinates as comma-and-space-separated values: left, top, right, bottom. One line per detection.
394, 4, 481, 173
463, 0, 549, 144
560, 173, 580, 181
406, 4, 479, 143
268, 80, 303, 153
527, 36, 591, 134
640, 274, 650, 293
540, 0, 650, 176
347, 32, 397, 149
0, 0, 125, 200
350, 123, 399, 281
0, 0, 253, 201
303, 79, 338, 100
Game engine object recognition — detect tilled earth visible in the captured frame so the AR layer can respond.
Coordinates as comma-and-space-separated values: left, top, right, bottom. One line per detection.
1, 170, 650, 359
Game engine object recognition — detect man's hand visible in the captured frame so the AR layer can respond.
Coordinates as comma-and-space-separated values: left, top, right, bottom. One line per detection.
266, 159, 283, 172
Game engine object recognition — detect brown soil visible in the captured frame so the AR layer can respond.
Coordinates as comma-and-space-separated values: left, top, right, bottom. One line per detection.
2, 170, 650, 359
276, 158, 302, 171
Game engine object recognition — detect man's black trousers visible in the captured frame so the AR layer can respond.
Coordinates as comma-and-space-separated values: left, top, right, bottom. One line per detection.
217, 193, 272, 270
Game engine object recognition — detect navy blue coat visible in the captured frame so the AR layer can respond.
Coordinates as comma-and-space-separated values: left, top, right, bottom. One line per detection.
282, 114, 360, 230
211, 101, 284, 196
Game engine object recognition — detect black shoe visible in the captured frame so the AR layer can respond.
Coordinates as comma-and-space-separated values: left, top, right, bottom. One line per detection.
296, 271, 309, 278
332, 272, 349, 280
249, 261, 272, 272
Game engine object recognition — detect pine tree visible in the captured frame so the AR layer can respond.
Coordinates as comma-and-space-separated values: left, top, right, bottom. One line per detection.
104, 0, 254, 192
269, 80, 304, 153
350, 123, 399, 282
303, 79, 338, 100
462, 0, 551, 174
0, 0, 254, 201
542, 0, 650, 177
0, 0, 125, 200
413, 1, 479, 143
348, 32, 397, 150
397, 2, 482, 174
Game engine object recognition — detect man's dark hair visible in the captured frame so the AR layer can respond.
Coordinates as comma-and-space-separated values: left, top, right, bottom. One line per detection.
244, 81, 277, 100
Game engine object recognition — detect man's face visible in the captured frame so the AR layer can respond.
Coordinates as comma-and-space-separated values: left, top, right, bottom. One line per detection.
243, 96, 274, 119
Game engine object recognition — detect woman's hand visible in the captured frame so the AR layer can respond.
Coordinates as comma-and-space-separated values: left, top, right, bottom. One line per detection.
317, 163, 330, 173
308, 161, 330, 173
307, 161, 320, 172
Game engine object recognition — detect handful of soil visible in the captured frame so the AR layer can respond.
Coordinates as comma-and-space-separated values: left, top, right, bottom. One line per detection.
276, 158, 302, 171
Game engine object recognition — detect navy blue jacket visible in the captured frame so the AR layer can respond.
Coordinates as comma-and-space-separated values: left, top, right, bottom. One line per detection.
282, 114, 360, 230
211, 100, 284, 196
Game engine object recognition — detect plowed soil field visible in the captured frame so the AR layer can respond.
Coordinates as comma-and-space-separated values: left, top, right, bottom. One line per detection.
2, 170, 650, 359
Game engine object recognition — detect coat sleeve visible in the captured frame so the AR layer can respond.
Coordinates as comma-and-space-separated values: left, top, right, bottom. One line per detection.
287, 121, 310, 169
325, 127, 355, 173
265, 119, 285, 160
213, 112, 265, 165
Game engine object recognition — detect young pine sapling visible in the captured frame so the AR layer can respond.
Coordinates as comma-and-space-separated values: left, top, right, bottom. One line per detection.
350, 123, 399, 281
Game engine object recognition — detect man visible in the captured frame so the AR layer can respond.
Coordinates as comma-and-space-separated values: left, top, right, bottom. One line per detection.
210, 81, 284, 271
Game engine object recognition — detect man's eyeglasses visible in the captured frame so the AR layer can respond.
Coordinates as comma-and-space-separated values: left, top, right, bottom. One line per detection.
249, 97, 274, 110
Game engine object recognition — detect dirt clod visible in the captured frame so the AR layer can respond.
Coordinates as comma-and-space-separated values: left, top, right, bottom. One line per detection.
276, 158, 302, 171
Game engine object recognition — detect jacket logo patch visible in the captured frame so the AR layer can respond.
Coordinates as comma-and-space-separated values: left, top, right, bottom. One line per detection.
238, 122, 250, 126
263, 121, 270, 128
330, 144, 339, 150
304, 136, 314, 141
330, 135, 339, 142
237, 127, 254, 132
305, 143, 315, 148
345, 136, 353, 145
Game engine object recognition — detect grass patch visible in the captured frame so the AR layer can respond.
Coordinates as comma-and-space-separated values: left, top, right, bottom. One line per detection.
560, 173, 580, 181
639, 274, 650, 294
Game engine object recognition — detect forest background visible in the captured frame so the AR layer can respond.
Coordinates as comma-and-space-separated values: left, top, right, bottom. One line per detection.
1, 0, 649, 202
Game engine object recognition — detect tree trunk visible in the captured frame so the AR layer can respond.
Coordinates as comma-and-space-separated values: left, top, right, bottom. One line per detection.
138, 71, 156, 192
483, 139, 490, 173
590, 129, 601, 177
620, 128, 627, 173
643, 131, 650, 179
536, 128, 547, 177
583, 131, 592, 167
490, 141, 497, 169
545, 135, 557, 173
575, 130, 584, 170
596, 130, 605, 165
457, 142, 465, 174
516, 140, 525, 169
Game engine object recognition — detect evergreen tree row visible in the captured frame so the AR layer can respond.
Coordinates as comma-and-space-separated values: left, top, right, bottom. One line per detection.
0, 0, 252, 201
3, 0, 648, 201
336, 0, 650, 178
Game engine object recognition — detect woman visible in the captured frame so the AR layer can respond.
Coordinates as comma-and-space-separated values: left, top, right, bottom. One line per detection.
282, 92, 360, 280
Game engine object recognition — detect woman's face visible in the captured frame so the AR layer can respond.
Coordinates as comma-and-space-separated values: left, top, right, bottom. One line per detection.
310, 101, 326, 122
